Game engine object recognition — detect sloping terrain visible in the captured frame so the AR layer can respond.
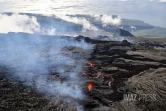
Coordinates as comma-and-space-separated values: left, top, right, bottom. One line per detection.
119, 68, 166, 111
81, 37, 166, 111
132, 28, 166, 38
0, 74, 77, 111
0, 36, 166, 111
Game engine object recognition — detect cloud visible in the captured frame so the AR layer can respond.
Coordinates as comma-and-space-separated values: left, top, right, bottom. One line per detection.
0, 13, 56, 35
54, 14, 98, 31
0, 32, 93, 102
0, 13, 95, 111
159, 0, 166, 2
100, 15, 121, 26
92, 14, 121, 27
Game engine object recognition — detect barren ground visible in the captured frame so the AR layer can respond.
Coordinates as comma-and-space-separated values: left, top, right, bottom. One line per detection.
0, 36, 166, 111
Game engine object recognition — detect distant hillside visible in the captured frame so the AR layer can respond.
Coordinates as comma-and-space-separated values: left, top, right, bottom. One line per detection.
67, 14, 156, 35
119, 19, 166, 38
120, 19, 154, 32
121, 19, 151, 27
132, 28, 166, 38
28, 13, 134, 37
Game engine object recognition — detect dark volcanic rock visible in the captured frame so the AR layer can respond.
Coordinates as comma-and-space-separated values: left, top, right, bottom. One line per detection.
0, 67, 77, 111
0, 35, 166, 111
83, 37, 166, 111
119, 29, 134, 37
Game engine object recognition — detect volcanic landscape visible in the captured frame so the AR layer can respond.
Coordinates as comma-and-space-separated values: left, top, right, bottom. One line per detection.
0, 33, 166, 111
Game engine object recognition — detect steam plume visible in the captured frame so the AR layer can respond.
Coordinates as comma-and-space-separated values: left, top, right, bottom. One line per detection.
0, 33, 93, 101
93, 14, 121, 26
0, 13, 56, 35
54, 14, 98, 31
0, 13, 94, 102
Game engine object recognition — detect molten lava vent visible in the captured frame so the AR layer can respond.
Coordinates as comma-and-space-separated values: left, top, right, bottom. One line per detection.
87, 82, 95, 91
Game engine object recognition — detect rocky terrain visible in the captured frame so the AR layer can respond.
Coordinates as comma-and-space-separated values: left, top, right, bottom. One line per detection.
80, 37, 166, 111
0, 35, 166, 111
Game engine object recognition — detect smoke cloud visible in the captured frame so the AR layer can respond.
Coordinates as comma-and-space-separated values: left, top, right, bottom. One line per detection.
93, 14, 121, 27
0, 13, 56, 35
0, 33, 93, 101
0, 13, 123, 101
101, 14, 121, 26
54, 14, 99, 31
51, 14, 121, 33
0, 13, 94, 108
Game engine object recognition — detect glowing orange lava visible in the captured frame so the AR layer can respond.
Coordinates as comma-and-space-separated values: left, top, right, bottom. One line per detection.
87, 82, 94, 91
82, 71, 87, 75
89, 61, 94, 67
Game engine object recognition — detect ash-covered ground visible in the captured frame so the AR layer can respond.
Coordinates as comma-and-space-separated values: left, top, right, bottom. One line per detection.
0, 34, 166, 111
82, 37, 166, 111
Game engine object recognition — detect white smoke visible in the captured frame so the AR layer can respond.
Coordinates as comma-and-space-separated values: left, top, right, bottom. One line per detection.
52, 14, 121, 33
0, 14, 94, 106
93, 14, 121, 27
101, 14, 121, 26
0, 33, 93, 100
0, 13, 56, 35
54, 14, 98, 31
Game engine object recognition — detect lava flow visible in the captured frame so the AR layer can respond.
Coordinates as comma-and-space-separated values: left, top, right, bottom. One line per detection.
87, 82, 94, 91
89, 61, 113, 67
89, 61, 94, 67
82, 71, 87, 75
81, 71, 93, 75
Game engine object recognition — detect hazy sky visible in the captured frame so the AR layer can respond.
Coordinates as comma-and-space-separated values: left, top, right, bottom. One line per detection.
0, 0, 166, 27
